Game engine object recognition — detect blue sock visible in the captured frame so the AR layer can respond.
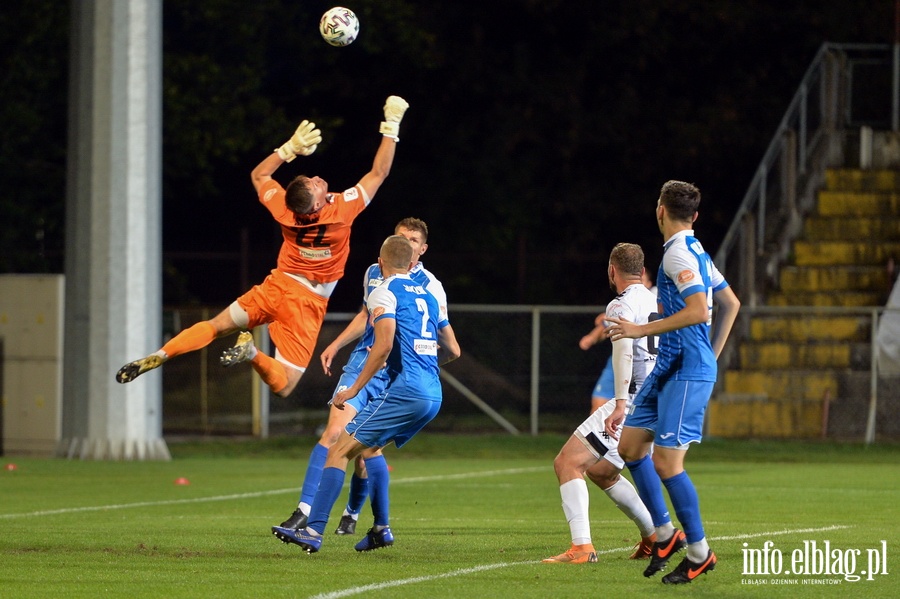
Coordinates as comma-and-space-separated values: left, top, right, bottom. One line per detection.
307, 467, 345, 535
662, 471, 704, 544
346, 474, 369, 515
364, 455, 390, 527
625, 455, 671, 527
299, 443, 329, 506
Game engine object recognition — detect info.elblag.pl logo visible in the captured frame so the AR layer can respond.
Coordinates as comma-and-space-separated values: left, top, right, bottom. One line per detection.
742, 540, 888, 585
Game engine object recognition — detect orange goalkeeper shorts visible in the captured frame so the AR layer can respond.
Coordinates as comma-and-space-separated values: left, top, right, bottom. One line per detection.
236, 269, 328, 370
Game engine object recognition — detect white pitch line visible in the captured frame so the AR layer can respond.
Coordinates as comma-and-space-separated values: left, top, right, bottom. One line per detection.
0, 466, 547, 520
306, 525, 855, 599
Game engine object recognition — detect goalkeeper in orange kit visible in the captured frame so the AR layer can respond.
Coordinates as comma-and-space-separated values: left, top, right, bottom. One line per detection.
116, 96, 410, 398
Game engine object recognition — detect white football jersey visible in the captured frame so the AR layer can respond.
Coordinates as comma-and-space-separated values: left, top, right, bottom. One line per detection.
604, 283, 660, 395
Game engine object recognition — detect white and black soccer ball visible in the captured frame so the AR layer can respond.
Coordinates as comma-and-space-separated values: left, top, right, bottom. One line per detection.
319, 7, 360, 47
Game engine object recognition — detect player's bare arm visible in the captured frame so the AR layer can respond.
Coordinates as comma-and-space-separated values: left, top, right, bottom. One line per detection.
356, 96, 409, 199
607, 292, 709, 341
332, 317, 395, 409
437, 324, 461, 366
710, 286, 741, 359
320, 308, 369, 375
356, 135, 398, 200
579, 323, 607, 350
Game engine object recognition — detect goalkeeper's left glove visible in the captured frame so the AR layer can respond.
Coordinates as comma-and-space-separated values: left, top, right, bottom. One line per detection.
378, 96, 409, 141
276, 120, 322, 162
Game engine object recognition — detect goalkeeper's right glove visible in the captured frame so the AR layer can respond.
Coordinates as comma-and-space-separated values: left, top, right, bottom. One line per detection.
379, 96, 409, 141
276, 120, 322, 162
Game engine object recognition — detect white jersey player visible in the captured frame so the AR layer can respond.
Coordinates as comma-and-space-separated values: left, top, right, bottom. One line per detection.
543, 243, 659, 565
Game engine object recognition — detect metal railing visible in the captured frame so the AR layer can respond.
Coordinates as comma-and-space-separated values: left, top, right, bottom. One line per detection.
714, 43, 894, 307
159, 303, 900, 443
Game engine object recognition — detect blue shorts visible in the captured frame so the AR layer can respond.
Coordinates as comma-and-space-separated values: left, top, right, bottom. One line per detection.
592, 357, 615, 400
624, 371, 714, 448
346, 394, 441, 449
332, 369, 389, 414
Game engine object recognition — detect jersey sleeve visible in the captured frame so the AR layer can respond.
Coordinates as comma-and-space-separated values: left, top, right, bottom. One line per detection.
257, 179, 295, 226
333, 184, 370, 224
710, 260, 729, 293
604, 298, 636, 327
367, 284, 397, 323
664, 244, 706, 299
425, 280, 449, 326
362, 263, 381, 303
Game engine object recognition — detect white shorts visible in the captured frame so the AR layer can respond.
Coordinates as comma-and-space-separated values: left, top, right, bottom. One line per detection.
574, 399, 625, 470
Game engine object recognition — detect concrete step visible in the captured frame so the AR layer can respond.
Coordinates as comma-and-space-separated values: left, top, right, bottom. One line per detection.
817, 191, 900, 217
748, 315, 870, 342
825, 168, 900, 192
765, 290, 885, 306
793, 241, 900, 266
779, 265, 889, 292
708, 394, 823, 438
739, 341, 870, 369
803, 216, 900, 241
724, 370, 835, 401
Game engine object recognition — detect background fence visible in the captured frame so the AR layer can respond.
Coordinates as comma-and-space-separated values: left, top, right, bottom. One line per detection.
159, 304, 899, 442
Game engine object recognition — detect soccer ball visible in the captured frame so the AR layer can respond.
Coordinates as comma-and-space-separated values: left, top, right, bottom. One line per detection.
319, 7, 360, 47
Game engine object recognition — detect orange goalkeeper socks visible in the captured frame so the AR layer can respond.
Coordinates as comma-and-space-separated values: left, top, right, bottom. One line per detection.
160, 321, 217, 359
250, 352, 289, 394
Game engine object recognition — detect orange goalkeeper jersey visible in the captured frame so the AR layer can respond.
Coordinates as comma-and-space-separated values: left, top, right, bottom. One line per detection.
257, 179, 370, 283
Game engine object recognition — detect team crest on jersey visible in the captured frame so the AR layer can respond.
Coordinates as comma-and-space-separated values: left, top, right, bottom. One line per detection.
343, 186, 359, 202
677, 270, 695, 283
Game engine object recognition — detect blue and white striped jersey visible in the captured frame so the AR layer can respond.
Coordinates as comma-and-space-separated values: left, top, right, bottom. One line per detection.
342, 261, 448, 376
655, 229, 729, 381
367, 273, 444, 402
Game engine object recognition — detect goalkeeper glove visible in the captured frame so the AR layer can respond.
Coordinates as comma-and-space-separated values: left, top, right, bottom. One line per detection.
379, 96, 409, 141
276, 120, 322, 162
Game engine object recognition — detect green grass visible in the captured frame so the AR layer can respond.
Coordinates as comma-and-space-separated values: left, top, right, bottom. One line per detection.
2, 435, 898, 598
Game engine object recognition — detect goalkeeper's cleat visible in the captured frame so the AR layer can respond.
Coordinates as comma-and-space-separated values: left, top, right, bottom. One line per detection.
661, 550, 717, 584
272, 526, 322, 553
220, 331, 254, 367
280, 508, 308, 530
354, 527, 394, 552
629, 533, 657, 560
116, 355, 164, 384
335, 514, 357, 535
644, 529, 687, 577
541, 544, 598, 564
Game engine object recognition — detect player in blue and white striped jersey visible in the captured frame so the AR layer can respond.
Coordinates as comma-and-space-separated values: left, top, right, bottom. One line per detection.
273, 218, 454, 541
606, 180, 741, 584
278, 234, 460, 554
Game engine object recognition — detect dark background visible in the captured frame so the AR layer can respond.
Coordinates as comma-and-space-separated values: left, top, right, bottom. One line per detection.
0, 0, 894, 311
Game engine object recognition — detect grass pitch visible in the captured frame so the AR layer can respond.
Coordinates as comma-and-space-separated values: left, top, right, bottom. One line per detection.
1, 435, 897, 598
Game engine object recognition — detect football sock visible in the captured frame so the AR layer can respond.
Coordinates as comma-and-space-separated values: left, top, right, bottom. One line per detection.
160, 321, 216, 358
687, 538, 711, 562
656, 521, 676, 542
364, 455, 390, 527
662, 470, 705, 544
603, 476, 655, 538
560, 478, 591, 546
307, 467, 345, 535
299, 443, 329, 506
249, 352, 288, 394
625, 455, 671, 527
345, 473, 368, 516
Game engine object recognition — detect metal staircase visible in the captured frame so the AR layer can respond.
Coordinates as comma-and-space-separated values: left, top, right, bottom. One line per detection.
707, 44, 900, 440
